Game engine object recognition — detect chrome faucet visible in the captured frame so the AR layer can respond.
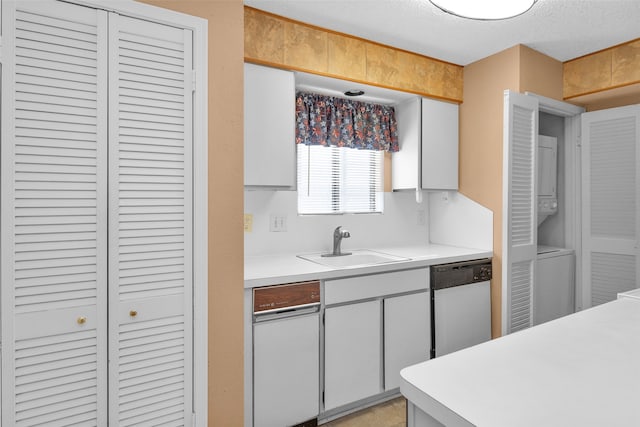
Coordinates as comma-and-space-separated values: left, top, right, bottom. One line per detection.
323, 226, 351, 257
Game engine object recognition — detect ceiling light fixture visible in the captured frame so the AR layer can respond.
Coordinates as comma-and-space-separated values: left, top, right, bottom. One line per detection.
429, 0, 537, 20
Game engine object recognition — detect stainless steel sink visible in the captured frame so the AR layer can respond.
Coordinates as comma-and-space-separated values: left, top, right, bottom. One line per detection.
297, 249, 409, 268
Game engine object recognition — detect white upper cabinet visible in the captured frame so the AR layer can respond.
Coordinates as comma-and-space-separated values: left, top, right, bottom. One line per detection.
244, 63, 296, 189
392, 97, 422, 190
392, 97, 459, 191
421, 98, 459, 190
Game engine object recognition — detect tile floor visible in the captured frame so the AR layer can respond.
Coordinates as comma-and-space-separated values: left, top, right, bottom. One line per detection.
323, 397, 406, 427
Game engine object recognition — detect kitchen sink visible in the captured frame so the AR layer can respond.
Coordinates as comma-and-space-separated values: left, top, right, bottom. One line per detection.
297, 249, 410, 268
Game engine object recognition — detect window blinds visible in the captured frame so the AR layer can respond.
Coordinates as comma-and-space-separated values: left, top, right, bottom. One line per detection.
297, 145, 383, 214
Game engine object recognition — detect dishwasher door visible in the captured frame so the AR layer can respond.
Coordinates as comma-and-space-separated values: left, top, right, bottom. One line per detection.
431, 259, 492, 357
253, 309, 320, 427
434, 280, 491, 357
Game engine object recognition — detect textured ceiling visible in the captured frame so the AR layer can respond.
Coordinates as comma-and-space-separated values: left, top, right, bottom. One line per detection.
244, 0, 640, 65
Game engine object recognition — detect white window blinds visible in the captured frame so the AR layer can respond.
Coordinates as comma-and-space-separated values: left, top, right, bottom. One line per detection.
297, 145, 384, 214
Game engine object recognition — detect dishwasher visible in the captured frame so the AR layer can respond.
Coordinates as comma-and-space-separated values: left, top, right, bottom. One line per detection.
253, 281, 320, 427
430, 259, 492, 358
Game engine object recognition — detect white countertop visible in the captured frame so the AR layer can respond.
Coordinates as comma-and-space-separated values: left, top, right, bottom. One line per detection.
400, 298, 640, 427
244, 244, 492, 288
618, 288, 640, 300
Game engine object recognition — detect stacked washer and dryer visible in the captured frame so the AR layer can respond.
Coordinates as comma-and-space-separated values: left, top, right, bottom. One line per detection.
535, 135, 575, 325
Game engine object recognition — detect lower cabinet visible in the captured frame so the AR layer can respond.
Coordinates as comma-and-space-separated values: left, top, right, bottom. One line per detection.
248, 268, 432, 424
323, 268, 431, 413
324, 300, 382, 411
384, 292, 431, 390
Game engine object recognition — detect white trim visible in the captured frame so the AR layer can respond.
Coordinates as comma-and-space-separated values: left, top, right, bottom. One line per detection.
190, 15, 209, 427
64, 0, 204, 31
524, 92, 585, 117
566, 115, 583, 311
244, 290, 254, 427
501, 90, 511, 337
107, 11, 121, 424
95, 9, 110, 423
1, 5, 17, 425
525, 92, 585, 312
501, 92, 509, 337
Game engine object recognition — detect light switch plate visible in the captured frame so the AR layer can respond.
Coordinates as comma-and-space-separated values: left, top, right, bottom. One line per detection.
244, 214, 253, 233
269, 214, 287, 232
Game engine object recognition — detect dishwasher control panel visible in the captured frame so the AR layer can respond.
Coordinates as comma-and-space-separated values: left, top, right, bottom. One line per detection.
431, 258, 492, 290
253, 281, 320, 314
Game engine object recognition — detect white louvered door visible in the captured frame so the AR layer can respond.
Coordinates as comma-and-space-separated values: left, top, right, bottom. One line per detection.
503, 91, 538, 334
1, 2, 108, 425
2, 2, 196, 426
108, 14, 193, 426
581, 105, 640, 308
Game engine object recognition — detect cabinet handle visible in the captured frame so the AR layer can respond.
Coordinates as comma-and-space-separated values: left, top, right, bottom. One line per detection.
77, 316, 87, 325
129, 310, 138, 318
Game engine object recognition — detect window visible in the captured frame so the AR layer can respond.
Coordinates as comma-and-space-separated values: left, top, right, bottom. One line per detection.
294, 91, 397, 215
297, 144, 384, 214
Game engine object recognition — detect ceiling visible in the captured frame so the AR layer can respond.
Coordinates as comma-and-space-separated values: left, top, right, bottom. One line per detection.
243, 0, 640, 66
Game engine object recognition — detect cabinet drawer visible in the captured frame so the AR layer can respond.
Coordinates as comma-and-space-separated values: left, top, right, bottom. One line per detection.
325, 268, 429, 305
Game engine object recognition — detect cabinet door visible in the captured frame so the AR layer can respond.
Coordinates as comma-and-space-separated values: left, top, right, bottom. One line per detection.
581, 105, 640, 308
392, 97, 422, 190
244, 63, 295, 188
108, 14, 194, 426
324, 300, 382, 411
535, 253, 575, 325
384, 292, 430, 390
254, 314, 319, 427
421, 98, 459, 190
503, 90, 538, 334
1, 2, 108, 424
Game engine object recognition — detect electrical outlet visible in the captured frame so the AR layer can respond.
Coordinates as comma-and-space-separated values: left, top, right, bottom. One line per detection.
417, 209, 426, 226
269, 214, 287, 232
244, 214, 253, 233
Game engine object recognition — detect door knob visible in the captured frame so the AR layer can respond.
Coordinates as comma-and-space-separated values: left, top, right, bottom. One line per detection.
129, 310, 138, 318
77, 316, 87, 325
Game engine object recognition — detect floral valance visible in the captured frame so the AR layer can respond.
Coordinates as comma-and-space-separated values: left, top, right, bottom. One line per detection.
295, 91, 399, 152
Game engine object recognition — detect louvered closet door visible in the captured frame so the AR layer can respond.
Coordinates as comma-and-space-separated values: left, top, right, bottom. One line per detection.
1, 2, 108, 425
582, 105, 640, 308
503, 91, 538, 334
108, 14, 194, 426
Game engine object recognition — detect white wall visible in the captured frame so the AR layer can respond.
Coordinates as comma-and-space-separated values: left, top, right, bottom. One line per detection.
244, 190, 430, 256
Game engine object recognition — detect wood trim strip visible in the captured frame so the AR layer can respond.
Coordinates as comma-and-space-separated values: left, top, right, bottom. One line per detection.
244, 6, 464, 102
244, 5, 461, 68
563, 80, 640, 101
563, 37, 640, 64
563, 38, 640, 99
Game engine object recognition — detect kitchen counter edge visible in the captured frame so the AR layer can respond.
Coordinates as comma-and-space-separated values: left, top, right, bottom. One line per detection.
244, 245, 492, 289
